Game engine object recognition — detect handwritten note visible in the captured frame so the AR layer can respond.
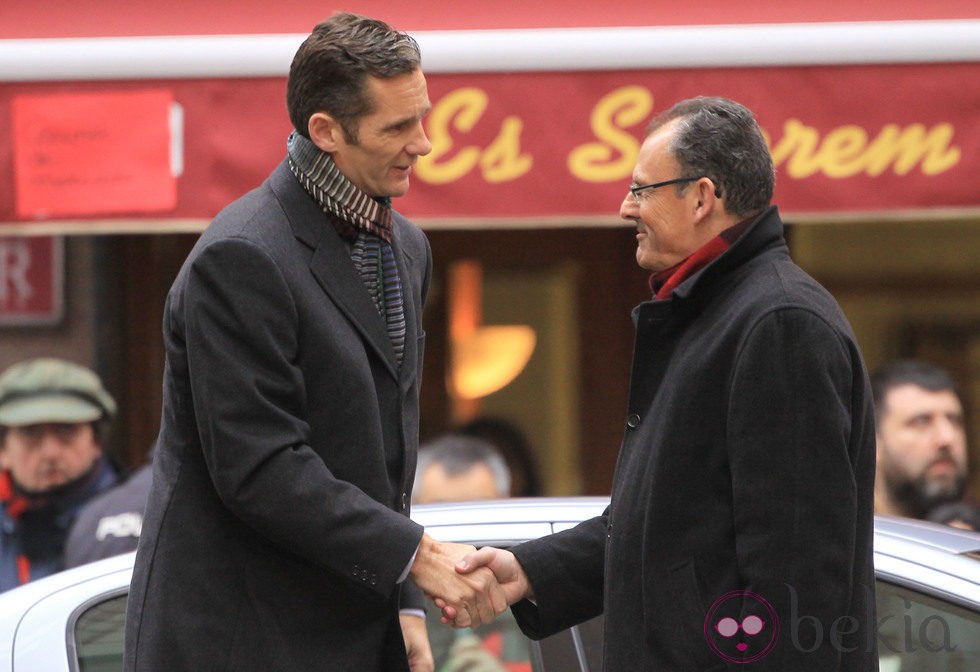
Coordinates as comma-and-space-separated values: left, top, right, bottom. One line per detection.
12, 90, 177, 218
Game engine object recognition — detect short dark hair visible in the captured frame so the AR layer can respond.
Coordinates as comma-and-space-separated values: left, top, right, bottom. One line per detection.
287, 12, 421, 142
646, 96, 775, 218
870, 359, 961, 428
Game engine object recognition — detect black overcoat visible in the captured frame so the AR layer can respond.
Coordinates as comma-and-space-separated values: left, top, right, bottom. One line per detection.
124, 160, 431, 671
511, 207, 878, 671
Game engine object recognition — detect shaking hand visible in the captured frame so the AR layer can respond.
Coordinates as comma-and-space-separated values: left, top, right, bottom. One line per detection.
408, 534, 508, 628
438, 546, 533, 627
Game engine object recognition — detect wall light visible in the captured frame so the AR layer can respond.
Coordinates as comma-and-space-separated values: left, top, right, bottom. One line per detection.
450, 325, 536, 400
446, 260, 536, 411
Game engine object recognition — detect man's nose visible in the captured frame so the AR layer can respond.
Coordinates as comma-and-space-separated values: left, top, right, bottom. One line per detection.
408, 121, 432, 157
36, 433, 64, 458
934, 416, 964, 447
620, 193, 639, 221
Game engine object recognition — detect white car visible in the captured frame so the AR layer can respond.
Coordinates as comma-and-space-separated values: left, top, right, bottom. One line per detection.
1, 497, 978, 671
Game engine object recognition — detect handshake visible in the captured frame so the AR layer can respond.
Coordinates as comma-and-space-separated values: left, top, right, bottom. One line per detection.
408, 533, 532, 628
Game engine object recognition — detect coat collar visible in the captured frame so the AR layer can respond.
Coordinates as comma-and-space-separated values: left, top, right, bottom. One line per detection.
658, 206, 785, 300
268, 160, 420, 384
632, 205, 787, 321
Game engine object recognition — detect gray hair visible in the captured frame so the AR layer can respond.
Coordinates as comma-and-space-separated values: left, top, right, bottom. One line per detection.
646, 96, 775, 218
413, 434, 511, 502
287, 12, 422, 141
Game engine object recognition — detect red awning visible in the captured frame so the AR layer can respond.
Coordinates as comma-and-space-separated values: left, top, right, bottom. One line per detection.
1, 1, 978, 231
2, 0, 978, 36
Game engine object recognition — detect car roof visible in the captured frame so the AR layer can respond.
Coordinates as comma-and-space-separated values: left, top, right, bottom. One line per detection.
412, 496, 609, 544
872, 514, 980, 608
875, 514, 980, 555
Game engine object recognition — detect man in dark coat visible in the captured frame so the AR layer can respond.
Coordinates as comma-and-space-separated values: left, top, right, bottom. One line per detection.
124, 13, 502, 672
451, 97, 878, 671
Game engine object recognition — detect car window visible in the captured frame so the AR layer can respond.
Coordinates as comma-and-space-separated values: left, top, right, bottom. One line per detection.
70, 593, 128, 672
426, 609, 604, 672
537, 615, 603, 672
876, 580, 980, 672
427, 607, 535, 671
425, 577, 980, 672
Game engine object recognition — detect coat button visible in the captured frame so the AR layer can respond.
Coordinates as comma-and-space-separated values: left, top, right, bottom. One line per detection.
626, 413, 641, 429
401, 492, 408, 510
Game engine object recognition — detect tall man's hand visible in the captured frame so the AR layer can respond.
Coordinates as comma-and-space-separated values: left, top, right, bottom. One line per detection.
438, 547, 533, 627
409, 534, 508, 628
400, 613, 434, 672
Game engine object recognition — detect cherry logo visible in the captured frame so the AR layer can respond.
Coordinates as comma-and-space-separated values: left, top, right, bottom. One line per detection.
704, 590, 779, 663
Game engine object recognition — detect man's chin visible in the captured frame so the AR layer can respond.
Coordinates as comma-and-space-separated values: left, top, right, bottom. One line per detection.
923, 476, 967, 502
886, 473, 966, 518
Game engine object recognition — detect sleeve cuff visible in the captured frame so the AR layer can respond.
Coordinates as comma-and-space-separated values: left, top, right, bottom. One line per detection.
397, 542, 420, 583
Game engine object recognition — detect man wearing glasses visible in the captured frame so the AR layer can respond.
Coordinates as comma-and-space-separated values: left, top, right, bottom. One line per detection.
451, 97, 878, 671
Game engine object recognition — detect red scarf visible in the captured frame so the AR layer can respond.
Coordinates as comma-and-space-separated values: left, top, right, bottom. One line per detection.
0, 470, 37, 520
0, 470, 42, 584
649, 218, 753, 300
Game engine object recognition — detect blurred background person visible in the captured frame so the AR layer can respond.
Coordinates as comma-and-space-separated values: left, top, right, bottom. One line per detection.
0, 358, 121, 592
871, 359, 977, 526
454, 416, 541, 497
415, 434, 528, 672
414, 434, 511, 504
63, 448, 154, 568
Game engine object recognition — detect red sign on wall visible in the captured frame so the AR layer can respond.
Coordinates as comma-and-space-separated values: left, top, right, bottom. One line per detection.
0, 236, 64, 326
11, 90, 176, 219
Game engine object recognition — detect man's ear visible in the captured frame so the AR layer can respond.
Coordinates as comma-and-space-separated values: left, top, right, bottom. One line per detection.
308, 112, 343, 153
692, 177, 718, 221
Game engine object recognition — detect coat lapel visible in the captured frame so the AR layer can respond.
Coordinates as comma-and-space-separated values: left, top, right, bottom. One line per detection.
268, 161, 399, 380
309, 236, 399, 380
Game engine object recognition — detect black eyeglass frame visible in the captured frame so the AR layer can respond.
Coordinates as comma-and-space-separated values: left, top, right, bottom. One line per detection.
628, 176, 721, 200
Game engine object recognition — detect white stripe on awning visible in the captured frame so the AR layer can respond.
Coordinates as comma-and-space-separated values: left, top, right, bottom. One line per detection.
1, 20, 978, 82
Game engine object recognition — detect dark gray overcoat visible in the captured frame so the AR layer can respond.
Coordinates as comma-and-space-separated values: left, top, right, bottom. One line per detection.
511, 207, 878, 672
124, 160, 430, 671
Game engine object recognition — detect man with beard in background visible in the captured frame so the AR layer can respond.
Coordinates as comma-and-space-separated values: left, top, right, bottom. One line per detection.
872, 359, 978, 529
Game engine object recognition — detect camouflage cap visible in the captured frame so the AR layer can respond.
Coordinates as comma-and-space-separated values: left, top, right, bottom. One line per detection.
0, 358, 116, 427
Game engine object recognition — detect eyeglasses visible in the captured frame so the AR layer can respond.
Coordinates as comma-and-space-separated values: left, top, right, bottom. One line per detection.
628, 176, 702, 203
629, 176, 725, 203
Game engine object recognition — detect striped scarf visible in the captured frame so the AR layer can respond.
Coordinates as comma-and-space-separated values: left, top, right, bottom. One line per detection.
287, 132, 406, 366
